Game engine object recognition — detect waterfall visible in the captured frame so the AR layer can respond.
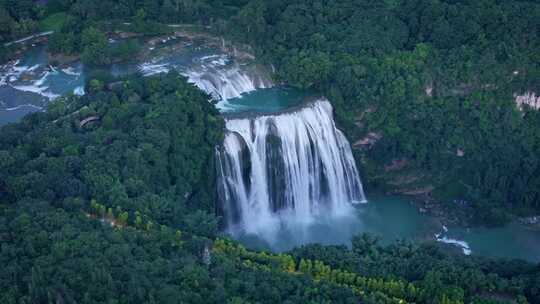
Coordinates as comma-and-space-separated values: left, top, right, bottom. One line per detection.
137, 52, 273, 102
186, 65, 271, 101
183, 55, 273, 101
137, 55, 273, 101
216, 99, 366, 237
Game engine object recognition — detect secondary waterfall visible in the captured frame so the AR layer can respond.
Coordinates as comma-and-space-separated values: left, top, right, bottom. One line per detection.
185, 58, 273, 102
1, 40, 274, 125
216, 99, 366, 237
138, 54, 273, 102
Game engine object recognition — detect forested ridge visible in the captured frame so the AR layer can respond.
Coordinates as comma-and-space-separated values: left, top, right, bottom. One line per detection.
1, 1, 540, 303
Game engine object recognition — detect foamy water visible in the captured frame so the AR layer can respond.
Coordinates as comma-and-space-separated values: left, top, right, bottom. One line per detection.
5, 104, 43, 111
136, 52, 272, 102
1, 41, 273, 114
435, 226, 472, 255
0, 49, 85, 108
137, 62, 171, 76
73, 86, 85, 95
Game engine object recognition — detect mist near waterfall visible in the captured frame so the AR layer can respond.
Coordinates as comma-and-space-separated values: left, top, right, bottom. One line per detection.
216, 99, 366, 246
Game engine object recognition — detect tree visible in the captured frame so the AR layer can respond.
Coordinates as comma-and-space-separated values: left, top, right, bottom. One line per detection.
133, 8, 148, 32
0, 8, 15, 41
81, 27, 111, 66
118, 211, 129, 226
352, 234, 380, 257
234, 0, 266, 44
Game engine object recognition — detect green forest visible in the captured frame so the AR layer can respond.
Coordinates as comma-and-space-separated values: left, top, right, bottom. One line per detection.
1, 0, 540, 303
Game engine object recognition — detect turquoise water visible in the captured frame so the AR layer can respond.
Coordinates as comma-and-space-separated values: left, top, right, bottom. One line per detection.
237, 194, 540, 262
0, 45, 84, 126
0, 39, 289, 126
0, 105, 41, 125
354, 195, 437, 244
447, 224, 540, 262
235, 195, 436, 252
109, 39, 218, 77
218, 87, 307, 114
2, 46, 85, 98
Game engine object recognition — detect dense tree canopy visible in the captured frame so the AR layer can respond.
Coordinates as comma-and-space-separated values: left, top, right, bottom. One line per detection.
1, 1, 540, 303
1, 72, 223, 223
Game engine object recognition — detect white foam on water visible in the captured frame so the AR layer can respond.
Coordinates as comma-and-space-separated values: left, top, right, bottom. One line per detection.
515, 92, 540, 110
131, 50, 271, 103
10, 84, 60, 100
34, 71, 49, 87
199, 54, 229, 66
184, 64, 272, 102
137, 62, 171, 76
1, 60, 41, 85
1, 58, 60, 100
26, 64, 40, 72
212, 57, 229, 66
2, 41, 272, 110
62, 67, 82, 76
5, 104, 43, 111
74, 86, 85, 95
199, 55, 222, 61
435, 230, 472, 255
10, 83, 47, 95
9, 68, 61, 100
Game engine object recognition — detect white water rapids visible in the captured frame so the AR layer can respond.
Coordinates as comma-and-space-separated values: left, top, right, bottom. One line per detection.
137, 53, 273, 104
216, 99, 366, 240
185, 54, 272, 103
1, 42, 272, 115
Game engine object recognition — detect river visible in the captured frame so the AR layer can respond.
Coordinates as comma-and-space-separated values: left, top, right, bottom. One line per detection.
1, 37, 539, 263
235, 193, 540, 263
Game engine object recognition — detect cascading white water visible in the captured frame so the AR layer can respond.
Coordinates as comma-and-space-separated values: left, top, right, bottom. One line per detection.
216, 99, 366, 238
187, 65, 270, 100
138, 54, 273, 103
184, 55, 272, 103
